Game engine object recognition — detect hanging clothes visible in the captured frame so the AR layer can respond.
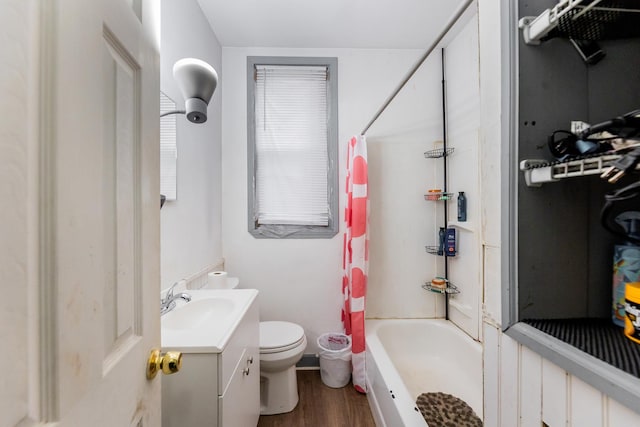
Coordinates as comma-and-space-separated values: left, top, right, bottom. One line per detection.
342, 135, 369, 393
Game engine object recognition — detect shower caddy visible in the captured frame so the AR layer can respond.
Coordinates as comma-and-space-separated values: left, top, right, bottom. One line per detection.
421, 49, 462, 324
422, 147, 459, 293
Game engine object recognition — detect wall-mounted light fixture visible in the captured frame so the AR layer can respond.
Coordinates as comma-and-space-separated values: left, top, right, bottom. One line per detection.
160, 58, 218, 209
161, 58, 218, 124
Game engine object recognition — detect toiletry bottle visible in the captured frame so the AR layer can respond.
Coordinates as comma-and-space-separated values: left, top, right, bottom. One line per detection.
457, 191, 467, 222
445, 228, 456, 256
624, 282, 640, 343
612, 212, 640, 326
438, 227, 445, 256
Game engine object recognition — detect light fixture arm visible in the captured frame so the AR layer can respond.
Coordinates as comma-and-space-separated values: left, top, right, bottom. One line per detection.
160, 110, 187, 118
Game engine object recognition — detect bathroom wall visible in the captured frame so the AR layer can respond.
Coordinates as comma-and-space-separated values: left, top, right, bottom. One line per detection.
160, 0, 223, 290
1, 0, 34, 423
364, 52, 444, 320
477, 0, 640, 424
366, 8, 483, 332
221, 47, 443, 353
438, 11, 483, 340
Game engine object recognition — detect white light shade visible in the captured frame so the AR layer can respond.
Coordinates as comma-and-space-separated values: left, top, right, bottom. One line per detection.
172, 58, 218, 123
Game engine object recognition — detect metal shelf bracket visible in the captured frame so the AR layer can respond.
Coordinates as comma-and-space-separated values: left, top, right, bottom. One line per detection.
520, 159, 558, 187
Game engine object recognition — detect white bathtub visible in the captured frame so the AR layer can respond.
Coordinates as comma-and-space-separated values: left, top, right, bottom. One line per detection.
365, 319, 483, 427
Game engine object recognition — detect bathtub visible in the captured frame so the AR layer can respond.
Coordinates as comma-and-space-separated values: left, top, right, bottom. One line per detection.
365, 319, 483, 427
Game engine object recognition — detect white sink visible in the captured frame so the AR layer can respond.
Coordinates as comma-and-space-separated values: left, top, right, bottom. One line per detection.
162, 297, 236, 330
161, 289, 258, 353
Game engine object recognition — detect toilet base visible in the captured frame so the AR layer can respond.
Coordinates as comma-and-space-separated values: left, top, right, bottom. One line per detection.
260, 365, 299, 415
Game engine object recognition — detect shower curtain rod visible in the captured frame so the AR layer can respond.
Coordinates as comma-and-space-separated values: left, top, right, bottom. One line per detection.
360, 0, 474, 136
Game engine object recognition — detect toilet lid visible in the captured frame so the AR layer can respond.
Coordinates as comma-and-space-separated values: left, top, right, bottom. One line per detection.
260, 321, 305, 352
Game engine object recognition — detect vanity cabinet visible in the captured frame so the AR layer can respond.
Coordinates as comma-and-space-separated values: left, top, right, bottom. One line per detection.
162, 296, 260, 427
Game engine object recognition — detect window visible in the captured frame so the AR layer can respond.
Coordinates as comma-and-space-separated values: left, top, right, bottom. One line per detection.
247, 57, 338, 238
160, 92, 177, 201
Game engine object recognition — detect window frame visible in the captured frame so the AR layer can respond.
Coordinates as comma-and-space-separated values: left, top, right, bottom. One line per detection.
247, 56, 339, 239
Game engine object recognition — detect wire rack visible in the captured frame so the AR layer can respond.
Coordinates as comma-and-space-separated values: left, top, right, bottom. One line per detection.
425, 245, 443, 256
520, 0, 640, 45
424, 192, 453, 201
424, 147, 455, 159
519, 153, 637, 186
422, 281, 460, 295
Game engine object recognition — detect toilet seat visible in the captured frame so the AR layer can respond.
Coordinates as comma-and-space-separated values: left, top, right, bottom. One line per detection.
260, 321, 305, 354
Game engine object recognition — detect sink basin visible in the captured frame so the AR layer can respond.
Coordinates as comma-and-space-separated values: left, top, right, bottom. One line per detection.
162, 297, 236, 330
161, 289, 259, 353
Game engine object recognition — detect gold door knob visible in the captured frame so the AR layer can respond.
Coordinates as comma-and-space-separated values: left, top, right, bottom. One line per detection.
146, 349, 182, 379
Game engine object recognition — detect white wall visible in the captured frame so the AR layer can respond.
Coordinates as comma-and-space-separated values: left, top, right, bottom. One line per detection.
366, 9, 484, 343
440, 12, 483, 340
220, 47, 448, 353
365, 51, 444, 320
160, 0, 223, 290
1, 1, 34, 423
477, 0, 640, 424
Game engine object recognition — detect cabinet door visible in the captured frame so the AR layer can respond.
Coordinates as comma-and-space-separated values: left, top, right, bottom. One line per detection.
219, 298, 259, 426
219, 349, 260, 426
162, 353, 219, 427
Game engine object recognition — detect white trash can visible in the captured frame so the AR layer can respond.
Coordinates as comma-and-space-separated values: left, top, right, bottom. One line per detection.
317, 333, 352, 388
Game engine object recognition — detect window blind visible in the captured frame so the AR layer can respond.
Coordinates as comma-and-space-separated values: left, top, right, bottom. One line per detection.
160, 92, 177, 200
254, 65, 329, 226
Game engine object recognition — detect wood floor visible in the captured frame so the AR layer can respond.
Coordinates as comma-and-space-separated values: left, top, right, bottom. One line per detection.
257, 370, 376, 427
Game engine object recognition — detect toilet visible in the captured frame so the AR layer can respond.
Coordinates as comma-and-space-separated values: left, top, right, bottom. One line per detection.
259, 321, 307, 415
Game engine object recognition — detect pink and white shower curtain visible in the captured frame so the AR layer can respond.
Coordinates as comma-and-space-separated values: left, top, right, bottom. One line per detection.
342, 135, 369, 393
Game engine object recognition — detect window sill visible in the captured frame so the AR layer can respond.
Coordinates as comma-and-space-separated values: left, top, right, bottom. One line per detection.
249, 224, 338, 239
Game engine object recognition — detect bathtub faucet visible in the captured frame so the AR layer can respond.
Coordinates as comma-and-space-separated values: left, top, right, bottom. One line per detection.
161, 282, 191, 315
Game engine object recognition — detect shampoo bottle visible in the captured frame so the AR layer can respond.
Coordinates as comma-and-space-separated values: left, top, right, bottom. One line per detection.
457, 191, 467, 222
438, 227, 445, 256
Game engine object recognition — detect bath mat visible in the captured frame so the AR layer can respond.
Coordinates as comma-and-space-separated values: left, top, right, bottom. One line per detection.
415, 392, 482, 427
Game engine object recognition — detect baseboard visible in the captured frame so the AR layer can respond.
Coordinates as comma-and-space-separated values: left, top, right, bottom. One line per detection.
297, 353, 319, 369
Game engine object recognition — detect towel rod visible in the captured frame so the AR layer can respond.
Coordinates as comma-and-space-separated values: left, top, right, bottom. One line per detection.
360, 0, 474, 136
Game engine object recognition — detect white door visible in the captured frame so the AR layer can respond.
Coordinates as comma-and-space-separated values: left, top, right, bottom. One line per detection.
1, 1, 162, 426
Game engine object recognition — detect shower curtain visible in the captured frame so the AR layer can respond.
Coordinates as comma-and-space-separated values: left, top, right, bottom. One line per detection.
342, 135, 368, 393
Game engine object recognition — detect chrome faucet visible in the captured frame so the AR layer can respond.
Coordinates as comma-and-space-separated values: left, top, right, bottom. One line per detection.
161, 282, 192, 315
